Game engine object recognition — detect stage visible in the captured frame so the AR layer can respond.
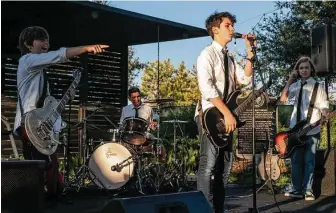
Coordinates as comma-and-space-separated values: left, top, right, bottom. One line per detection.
43, 183, 336, 213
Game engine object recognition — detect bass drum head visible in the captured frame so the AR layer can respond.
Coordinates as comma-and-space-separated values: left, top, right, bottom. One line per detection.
88, 143, 134, 190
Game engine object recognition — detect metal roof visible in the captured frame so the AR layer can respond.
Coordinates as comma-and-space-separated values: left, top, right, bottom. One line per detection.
2, 1, 208, 54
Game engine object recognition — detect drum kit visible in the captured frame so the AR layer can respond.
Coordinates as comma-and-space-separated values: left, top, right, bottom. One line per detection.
63, 98, 191, 195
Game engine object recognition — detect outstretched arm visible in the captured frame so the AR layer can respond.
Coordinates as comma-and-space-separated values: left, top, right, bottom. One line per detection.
66, 45, 109, 58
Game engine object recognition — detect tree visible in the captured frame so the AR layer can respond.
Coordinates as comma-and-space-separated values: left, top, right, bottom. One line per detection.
254, 1, 336, 148
253, 1, 336, 96
128, 47, 147, 86
141, 59, 200, 106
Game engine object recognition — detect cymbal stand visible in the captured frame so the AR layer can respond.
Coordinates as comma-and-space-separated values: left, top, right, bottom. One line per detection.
172, 120, 189, 190
61, 133, 68, 181
153, 103, 166, 192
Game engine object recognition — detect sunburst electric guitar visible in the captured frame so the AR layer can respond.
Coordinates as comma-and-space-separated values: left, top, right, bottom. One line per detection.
274, 111, 335, 159
23, 68, 82, 156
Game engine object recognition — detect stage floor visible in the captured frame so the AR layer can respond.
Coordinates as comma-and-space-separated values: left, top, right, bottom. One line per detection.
44, 184, 336, 213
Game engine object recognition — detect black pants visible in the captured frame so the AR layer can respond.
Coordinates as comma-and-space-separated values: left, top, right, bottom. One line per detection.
196, 115, 233, 213
18, 126, 61, 196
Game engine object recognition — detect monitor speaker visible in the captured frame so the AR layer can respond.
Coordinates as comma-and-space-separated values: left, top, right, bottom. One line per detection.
100, 191, 212, 213
1, 160, 45, 213
311, 24, 336, 75
313, 149, 336, 197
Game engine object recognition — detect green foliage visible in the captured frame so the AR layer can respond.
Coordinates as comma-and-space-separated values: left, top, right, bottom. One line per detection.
58, 154, 82, 178
277, 105, 293, 130
128, 47, 147, 86
254, 1, 336, 96
141, 60, 200, 105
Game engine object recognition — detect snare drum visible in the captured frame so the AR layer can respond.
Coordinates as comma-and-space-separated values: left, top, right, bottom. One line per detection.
120, 117, 148, 145
88, 142, 135, 190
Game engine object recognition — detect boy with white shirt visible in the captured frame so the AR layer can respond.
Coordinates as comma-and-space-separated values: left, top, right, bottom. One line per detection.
195, 12, 255, 213
14, 26, 108, 204
280, 56, 329, 201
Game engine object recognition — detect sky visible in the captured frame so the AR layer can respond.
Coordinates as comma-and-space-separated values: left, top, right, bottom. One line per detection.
111, 1, 280, 85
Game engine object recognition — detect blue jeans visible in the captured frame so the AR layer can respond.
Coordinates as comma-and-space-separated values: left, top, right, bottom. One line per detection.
195, 115, 233, 213
290, 133, 320, 193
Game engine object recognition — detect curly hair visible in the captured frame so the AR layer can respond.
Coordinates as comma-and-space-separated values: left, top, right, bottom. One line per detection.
18, 26, 49, 55
205, 11, 237, 39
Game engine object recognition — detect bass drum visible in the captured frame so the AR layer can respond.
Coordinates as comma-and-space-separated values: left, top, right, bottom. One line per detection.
88, 142, 135, 190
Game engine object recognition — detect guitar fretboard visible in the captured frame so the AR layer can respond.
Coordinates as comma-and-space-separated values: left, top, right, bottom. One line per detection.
48, 69, 82, 124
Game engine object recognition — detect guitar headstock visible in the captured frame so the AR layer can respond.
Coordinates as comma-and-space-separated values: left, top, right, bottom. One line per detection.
72, 67, 83, 79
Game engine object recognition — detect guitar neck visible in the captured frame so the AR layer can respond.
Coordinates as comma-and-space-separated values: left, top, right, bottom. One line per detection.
50, 74, 81, 122
234, 89, 263, 115
297, 111, 336, 137
298, 121, 320, 137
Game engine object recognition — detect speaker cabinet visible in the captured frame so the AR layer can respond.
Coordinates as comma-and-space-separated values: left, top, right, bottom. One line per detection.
311, 24, 336, 75
1, 160, 45, 213
313, 149, 336, 197
100, 191, 212, 213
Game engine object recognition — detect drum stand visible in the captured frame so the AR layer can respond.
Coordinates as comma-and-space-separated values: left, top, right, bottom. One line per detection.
63, 108, 107, 194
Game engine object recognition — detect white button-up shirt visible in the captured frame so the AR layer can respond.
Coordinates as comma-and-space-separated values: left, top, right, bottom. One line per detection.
195, 41, 252, 116
120, 103, 153, 124
288, 77, 329, 135
14, 48, 69, 134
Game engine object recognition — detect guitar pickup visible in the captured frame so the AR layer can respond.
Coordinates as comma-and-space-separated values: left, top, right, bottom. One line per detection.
217, 134, 229, 141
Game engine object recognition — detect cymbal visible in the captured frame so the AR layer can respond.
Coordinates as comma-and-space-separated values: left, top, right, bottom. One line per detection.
162, 119, 188, 124
144, 98, 175, 104
82, 102, 119, 111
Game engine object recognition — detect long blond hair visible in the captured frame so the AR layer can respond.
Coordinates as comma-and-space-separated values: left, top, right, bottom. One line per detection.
293, 56, 317, 77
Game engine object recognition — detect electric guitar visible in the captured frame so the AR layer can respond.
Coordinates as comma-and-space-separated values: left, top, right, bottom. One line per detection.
202, 88, 265, 148
274, 111, 335, 159
23, 68, 82, 156
258, 131, 281, 181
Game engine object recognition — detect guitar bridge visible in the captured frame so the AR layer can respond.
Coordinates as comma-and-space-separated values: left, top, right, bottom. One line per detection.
37, 125, 50, 140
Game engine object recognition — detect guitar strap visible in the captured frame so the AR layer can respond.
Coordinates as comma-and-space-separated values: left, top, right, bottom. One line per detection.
306, 82, 319, 122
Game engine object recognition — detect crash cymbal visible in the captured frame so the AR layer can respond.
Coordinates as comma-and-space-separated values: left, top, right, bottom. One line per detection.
162, 119, 188, 124
82, 102, 119, 111
144, 98, 175, 104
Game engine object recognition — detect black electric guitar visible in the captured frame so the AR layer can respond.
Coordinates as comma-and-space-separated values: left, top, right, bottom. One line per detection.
202, 87, 265, 148
23, 68, 82, 156
274, 111, 335, 159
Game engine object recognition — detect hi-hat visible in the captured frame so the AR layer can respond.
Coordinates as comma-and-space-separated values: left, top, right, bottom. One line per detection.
162, 119, 188, 124
144, 98, 175, 104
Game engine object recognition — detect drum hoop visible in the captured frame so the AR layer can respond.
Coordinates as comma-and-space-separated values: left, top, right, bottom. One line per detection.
123, 116, 148, 123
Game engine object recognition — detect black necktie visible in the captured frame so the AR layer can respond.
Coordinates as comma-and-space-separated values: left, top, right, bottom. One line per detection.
36, 71, 48, 108
134, 107, 139, 118
296, 81, 307, 123
222, 49, 229, 102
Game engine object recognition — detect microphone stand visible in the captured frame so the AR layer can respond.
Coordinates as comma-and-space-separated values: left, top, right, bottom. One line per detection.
248, 38, 259, 213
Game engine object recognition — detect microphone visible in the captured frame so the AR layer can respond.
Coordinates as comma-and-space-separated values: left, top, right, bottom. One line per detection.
233, 32, 256, 40
233, 32, 243, 39
111, 164, 122, 172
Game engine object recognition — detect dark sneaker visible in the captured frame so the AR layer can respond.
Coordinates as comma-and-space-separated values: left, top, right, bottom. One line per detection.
284, 190, 304, 198
305, 191, 315, 201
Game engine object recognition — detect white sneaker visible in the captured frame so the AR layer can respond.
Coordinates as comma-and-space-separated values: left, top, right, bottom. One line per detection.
305, 191, 315, 201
